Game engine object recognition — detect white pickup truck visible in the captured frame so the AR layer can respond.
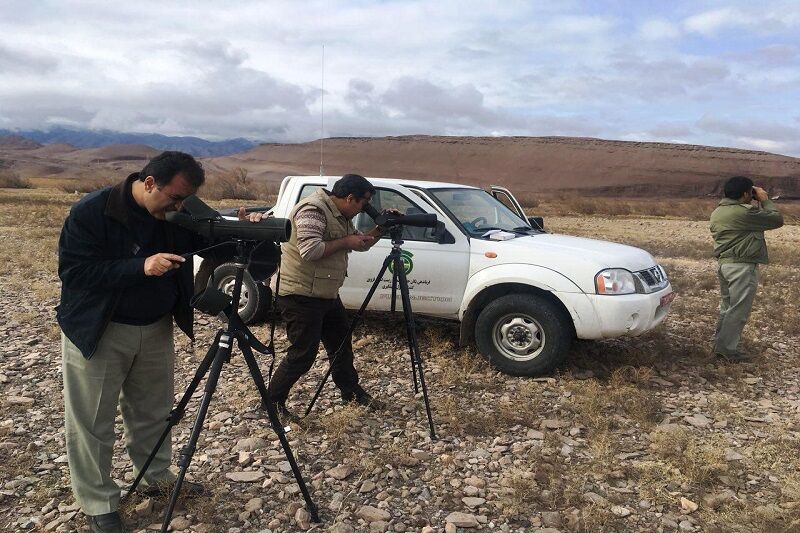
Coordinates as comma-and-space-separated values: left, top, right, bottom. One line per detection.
196, 175, 674, 376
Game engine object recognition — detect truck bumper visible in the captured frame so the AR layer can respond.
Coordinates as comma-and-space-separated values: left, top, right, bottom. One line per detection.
559, 284, 674, 339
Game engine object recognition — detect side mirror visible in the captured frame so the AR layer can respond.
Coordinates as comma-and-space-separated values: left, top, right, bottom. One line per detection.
528, 216, 545, 231
432, 221, 456, 244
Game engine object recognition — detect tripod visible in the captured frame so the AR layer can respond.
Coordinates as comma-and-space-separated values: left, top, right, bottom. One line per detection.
304, 225, 436, 439
125, 239, 319, 532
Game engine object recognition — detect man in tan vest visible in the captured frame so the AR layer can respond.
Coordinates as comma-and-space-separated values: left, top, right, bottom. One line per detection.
268, 174, 386, 422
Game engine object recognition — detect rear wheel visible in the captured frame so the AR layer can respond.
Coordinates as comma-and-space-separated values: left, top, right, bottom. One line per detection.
474, 293, 572, 376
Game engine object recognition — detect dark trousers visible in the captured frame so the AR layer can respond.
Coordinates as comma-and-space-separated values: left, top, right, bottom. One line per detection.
268, 294, 359, 403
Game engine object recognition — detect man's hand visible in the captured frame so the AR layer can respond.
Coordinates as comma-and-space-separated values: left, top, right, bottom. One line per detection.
237, 207, 266, 222
753, 187, 769, 203
144, 253, 185, 276
343, 234, 375, 251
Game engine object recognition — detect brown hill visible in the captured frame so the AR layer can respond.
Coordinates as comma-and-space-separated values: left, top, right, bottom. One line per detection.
214, 136, 800, 197
2, 136, 798, 197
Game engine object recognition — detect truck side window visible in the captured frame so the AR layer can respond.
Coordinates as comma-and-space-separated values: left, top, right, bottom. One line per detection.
297, 184, 323, 204
353, 189, 437, 242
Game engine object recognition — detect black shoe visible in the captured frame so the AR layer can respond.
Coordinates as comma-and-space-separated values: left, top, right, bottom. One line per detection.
138, 479, 207, 498
342, 386, 386, 410
715, 351, 753, 363
88, 512, 126, 533
276, 401, 301, 425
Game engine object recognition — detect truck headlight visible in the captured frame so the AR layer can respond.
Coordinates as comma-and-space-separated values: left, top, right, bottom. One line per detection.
595, 269, 636, 295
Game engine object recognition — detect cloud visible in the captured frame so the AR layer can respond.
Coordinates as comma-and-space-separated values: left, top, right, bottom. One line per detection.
0, 43, 58, 73
637, 19, 681, 40
684, 6, 800, 36
697, 115, 800, 154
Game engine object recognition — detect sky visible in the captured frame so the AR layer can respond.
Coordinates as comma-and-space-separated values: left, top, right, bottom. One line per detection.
1, 1, 799, 155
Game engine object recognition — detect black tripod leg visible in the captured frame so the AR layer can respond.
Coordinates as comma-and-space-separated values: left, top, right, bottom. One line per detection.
238, 337, 320, 522
124, 331, 223, 499
393, 255, 419, 393
159, 333, 231, 533
397, 263, 437, 440
304, 253, 394, 417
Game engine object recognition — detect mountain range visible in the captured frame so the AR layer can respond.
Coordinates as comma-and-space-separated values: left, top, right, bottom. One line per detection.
0, 127, 256, 157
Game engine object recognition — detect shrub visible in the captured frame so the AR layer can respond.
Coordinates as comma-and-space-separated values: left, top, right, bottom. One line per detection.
0, 170, 31, 189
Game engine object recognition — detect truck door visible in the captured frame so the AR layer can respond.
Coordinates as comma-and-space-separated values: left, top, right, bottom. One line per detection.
340, 186, 470, 319
489, 186, 528, 222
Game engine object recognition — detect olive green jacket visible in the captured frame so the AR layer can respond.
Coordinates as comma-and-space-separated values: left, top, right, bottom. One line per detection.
279, 189, 356, 299
709, 198, 783, 264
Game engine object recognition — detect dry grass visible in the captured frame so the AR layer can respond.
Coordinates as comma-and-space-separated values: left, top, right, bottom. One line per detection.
203, 167, 278, 201
0, 170, 32, 189
528, 194, 800, 224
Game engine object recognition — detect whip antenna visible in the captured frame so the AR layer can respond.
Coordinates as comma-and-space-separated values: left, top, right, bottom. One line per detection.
319, 45, 325, 176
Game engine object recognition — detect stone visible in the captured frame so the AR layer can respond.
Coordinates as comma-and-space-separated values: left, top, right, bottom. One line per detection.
464, 476, 486, 488
611, 505, 631, 517
680, 497, 698, 513
326, 465, 354, 480
135, 498, 154, 516
684, 414, 710, 428
445, 511, 479, 528
225, 471, 265, 483
245, 498, 263, 512
357, 505, 391, 523
540, 419, 569, 430
370, 520, 389, 532
541, 511, 561, 528
462, 497, 485, 508
724, 449, 744, 461
582, 492, 610, 507
331, 524, 355, 533
295, 507, 311, 529
7, 396, 35, 406
169, 516, 191, 531
360, 480, 376, 493
233, 437, 268, 452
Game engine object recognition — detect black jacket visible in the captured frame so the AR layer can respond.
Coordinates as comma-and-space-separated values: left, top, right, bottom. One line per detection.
57, 174, 203, 359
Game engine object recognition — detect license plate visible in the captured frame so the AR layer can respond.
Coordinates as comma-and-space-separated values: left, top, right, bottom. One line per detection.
660, 292, 675, 306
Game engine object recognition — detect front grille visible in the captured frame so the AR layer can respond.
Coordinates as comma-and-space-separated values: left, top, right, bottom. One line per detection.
634, 266, 669, 293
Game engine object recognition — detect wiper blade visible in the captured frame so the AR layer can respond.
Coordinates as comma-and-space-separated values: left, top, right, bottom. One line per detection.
474, 226, 530, 236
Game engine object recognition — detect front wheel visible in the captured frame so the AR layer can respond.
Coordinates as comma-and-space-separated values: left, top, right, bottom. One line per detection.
474, 294, 572, 376
208, 264, 270, 324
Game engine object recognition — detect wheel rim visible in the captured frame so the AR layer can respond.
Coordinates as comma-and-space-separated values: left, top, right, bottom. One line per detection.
218, 275, 249, 312
492, 313, 545, 361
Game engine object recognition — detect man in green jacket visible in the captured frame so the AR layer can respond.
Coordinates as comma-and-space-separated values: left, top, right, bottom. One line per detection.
710, 176, 784, 361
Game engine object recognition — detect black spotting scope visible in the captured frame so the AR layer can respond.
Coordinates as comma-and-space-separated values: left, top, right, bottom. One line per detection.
363, 203, 438, 228
166, 195, 291, 242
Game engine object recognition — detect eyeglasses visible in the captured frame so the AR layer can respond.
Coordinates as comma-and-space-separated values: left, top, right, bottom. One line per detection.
157, 187, 189, 203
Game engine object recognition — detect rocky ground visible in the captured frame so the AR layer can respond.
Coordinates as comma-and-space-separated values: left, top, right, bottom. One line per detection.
1, 190, 799, 532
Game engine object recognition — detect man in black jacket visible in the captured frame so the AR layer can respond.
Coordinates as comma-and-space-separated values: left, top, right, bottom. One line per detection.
58, 152, 260, 533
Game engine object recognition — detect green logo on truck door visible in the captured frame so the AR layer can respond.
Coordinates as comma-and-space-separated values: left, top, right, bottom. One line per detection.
388, 250, 414, 275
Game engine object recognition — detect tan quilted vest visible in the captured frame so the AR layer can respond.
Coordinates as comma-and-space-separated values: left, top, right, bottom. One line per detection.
278, 189, 356, 299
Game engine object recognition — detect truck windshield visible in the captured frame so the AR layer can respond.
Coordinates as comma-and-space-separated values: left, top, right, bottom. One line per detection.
428, 188, 533, 237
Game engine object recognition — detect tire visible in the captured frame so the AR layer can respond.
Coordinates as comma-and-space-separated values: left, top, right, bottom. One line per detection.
474, 293, 572, 376
207, 264, 270, 324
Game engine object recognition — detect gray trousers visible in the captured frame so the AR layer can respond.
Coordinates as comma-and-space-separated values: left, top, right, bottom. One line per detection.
62, 316, 177, 516
714, 262, 759, 356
